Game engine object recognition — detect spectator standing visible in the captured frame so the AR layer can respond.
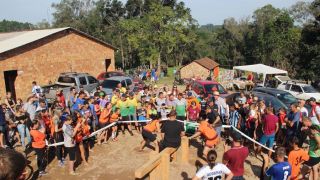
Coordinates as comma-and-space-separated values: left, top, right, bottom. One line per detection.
308, 97, 320, 125
31, 81, 43, 98
0, 104, 6, 148
223, 132, 249, 180
23, 96, 36, 121
175, 93, 187, 121
30, 120, 48, 176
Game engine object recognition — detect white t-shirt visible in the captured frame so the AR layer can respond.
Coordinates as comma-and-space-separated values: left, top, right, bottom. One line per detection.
310, 106, 320, 125
195, 163, 231, 180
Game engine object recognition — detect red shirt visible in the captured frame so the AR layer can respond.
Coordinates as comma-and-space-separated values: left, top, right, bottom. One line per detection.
187, 106, 200, 121
223, 146, 249, 176
262, 114, 278, 135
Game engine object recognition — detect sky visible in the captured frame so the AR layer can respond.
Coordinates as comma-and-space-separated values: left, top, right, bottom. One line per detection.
0, 0, 312, 25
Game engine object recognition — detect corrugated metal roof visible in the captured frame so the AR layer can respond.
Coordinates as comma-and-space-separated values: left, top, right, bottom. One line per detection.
0, 27, 69, 54
0, 27, 117, 54
194, 57, 219, 70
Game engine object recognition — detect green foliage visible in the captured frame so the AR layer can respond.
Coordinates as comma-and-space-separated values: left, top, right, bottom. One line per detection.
0, 20, 35, 32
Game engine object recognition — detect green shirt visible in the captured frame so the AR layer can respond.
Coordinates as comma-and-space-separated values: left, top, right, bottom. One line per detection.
175, 98, 186, 117
117, 100, 129, 117
309, 124, 320, 158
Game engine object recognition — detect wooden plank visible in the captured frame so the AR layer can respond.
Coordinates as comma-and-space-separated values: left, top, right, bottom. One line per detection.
135, 154, 162, 178
150, 166, 161, 180
160, 152, 170, 180
181, 136, 189, 164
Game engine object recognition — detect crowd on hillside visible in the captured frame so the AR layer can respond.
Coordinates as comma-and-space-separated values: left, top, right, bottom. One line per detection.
0, 79, 319, 180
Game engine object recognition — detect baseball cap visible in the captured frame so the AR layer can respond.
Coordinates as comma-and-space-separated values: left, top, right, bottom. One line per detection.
213, 91, 220, 96
129, 92, 134, 96
308, 97, 316, 102
187, 92, 192, 97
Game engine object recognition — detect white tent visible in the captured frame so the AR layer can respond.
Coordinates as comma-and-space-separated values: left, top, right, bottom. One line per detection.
233, 64, 288, 86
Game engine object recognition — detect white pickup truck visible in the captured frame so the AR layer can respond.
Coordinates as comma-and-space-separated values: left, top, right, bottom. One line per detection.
276, 76, 320, 103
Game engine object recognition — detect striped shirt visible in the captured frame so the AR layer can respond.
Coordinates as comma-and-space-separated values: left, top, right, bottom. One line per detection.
229, 110, 240, 127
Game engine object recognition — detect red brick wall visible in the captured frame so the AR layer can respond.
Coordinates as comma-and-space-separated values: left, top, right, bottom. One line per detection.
0, 32, 115, 100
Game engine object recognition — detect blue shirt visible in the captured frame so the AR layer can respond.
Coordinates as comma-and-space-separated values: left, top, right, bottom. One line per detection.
288, 111, 301, 130
266, 161, 291, 180
0, 107, 6, 126
72, 98, 84, 111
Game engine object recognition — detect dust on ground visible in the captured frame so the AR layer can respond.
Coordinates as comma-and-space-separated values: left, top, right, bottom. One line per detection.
24, 129, 264, 180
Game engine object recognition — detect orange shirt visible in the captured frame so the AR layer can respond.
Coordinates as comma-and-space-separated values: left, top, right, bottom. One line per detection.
144, 120, 159, 132
198, 121, 217, 140
187, 97, 200, 109
30, 129, 46, 149
109, 113, 119, 123
99, 109, 111, 124
288, 148, 309, 179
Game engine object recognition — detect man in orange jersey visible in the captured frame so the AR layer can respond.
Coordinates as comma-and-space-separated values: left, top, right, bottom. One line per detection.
288, 136, 309, 180
139, 114, 161, 152
189, 117, 219, 158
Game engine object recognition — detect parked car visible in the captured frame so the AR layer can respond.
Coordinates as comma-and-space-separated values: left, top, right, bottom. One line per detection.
191, 80, 228, 96
100, 76, 134, 95
253, 87, 298, 108
96, 71, 125, 80
277, 81, 320, 103
42, 72, 99, 103
225, 92, 289, 112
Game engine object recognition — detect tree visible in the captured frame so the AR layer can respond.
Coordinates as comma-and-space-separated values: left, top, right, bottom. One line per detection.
0, 20, 35, 32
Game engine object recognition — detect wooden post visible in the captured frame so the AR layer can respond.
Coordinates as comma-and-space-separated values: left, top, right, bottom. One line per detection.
178, 136, 189, 164
160, 152, 170, 180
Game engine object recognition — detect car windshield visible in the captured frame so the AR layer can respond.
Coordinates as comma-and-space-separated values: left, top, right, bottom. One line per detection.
259, 95, 288, 111
277, 93, 297, 105
57, 77, 76, 84
302, 86, 318, 93
102, 80, 119, 89
204, 84, 227, 94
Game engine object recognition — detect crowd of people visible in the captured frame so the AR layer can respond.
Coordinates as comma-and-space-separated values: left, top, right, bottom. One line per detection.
0, 78, 319, 180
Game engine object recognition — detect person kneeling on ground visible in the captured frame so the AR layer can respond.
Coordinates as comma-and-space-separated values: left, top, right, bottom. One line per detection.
189, 117, 219, 158
139, 114, 161, 152
192, 150, 233, 180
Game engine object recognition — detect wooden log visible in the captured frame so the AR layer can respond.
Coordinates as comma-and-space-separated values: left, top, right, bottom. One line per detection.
150, 165, 161, 180
160, 152, 170, 180
180, 136, 189, 164
135, 154, 162, 178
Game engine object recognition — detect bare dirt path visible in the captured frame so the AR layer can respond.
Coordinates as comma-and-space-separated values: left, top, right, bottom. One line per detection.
26, 131, 263, 180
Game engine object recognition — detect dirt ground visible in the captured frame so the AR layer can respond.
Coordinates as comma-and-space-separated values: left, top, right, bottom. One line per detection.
24, 129, 264, 180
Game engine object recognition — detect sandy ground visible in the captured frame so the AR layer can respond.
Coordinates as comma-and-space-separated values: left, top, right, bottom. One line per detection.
23, 128, 265, 180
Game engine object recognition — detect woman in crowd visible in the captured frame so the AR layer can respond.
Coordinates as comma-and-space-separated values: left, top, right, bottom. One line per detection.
30, 120, 48, 176
14, 105, 31, 150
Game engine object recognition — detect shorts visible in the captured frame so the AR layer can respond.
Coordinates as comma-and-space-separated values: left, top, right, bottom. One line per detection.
121, 116, 129, 122
0, 125, 5, 133
304, 156, 320, 167
65, 146, 76, 161
99, 122, 109, 129
142, 129, 157, 142
259, 133, 275, 148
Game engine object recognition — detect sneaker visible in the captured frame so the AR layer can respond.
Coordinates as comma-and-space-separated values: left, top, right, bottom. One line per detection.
39, 171, 48, 176
70, 171, 78, 175
58, 161, 65, 167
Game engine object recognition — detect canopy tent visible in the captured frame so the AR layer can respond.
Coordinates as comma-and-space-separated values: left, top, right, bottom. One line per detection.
233, 64, 288, 86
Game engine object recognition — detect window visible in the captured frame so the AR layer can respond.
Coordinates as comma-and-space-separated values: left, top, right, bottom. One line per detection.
102, 80, 119, 89
57, 77, 76, 84
291, 85, 302, 93
79, 77, 87, 85
121, 80, 126, 87
88, 76, 98, 84
285, 84, 291, 90
125, 79, 132, 86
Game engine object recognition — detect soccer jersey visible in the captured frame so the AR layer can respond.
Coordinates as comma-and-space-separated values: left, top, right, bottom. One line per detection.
116, 100, 129, 117
127, 98, 138, 115
266, 161, 291, 180
229, 110, 240, 127
175, 98, 187, 116
195, 163, 231, 180
288, 149, 309, 179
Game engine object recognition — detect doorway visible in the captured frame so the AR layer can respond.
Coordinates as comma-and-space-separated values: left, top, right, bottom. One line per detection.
4, 70, 17, 100
105, 59, 111, 71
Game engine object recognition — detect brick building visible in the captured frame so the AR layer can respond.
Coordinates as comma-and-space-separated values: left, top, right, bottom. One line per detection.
179, 57, 220, 80
0, 27, 116, 100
